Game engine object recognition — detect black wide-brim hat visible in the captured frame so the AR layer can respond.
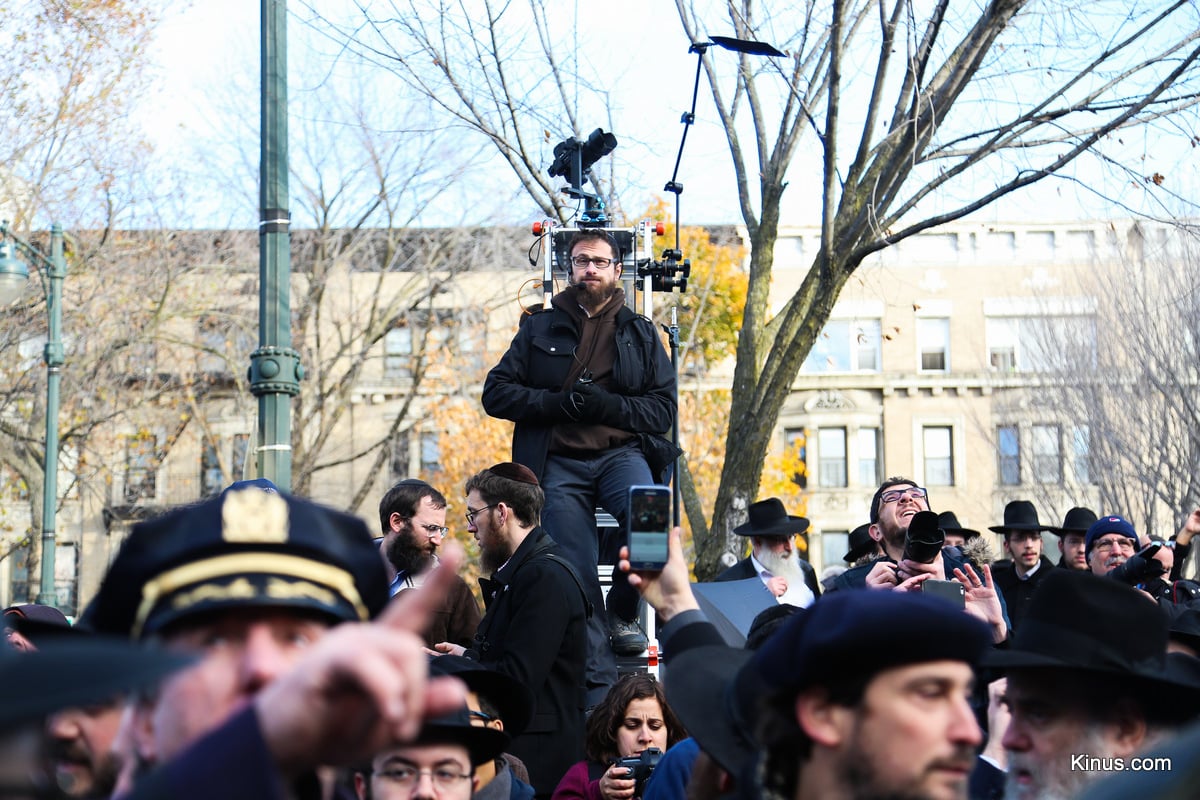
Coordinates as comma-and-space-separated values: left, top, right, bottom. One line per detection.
732, 498, 809, 538
664, 645, 757, 775
1047, 506, 1098, 537
985, 571, 1200, 718
988, 499, 1053, 534
0, 637, 193, 728
843, 523, 875, 563
84, 487, 389, 639
937, 511, 980, 541
415, 706, 511, 766
429, 654, 534, 738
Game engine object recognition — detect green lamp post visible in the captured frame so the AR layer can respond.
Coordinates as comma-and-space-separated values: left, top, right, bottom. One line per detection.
0, 221, 66, 607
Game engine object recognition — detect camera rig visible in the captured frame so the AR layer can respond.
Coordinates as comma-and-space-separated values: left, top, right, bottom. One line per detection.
535, 128, 691, 319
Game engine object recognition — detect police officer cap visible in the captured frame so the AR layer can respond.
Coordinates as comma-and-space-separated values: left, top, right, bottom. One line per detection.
87, 487, 389, 639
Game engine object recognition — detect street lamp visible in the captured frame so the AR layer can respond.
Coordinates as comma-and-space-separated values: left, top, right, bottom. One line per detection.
0, 220, 66, 607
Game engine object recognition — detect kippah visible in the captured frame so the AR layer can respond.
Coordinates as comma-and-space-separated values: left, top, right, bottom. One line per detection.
393, 478, 433, 489
487, 462, 539, 486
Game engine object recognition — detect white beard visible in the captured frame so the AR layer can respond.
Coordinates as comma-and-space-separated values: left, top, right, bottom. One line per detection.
1004, 724, 1114, 800
756, 546, 805, 583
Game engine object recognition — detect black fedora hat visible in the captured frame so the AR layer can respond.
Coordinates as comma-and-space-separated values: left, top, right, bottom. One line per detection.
937, 512, 980, 541
429, 654, 534, 738
732, 498, 809, 538
986, 571, 1200, 717
1167, 602, 1200, 654
414, 705, 510, 767
664, 644, 758, 775
987, 500, 1052, 535
1048, 506, 1098, 537
843, 523, 876, 563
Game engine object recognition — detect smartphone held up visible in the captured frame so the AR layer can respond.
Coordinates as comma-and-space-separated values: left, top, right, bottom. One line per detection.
627, 485, 671, 571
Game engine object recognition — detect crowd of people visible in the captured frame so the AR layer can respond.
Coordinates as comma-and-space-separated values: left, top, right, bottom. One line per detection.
4, 229, 1200, 800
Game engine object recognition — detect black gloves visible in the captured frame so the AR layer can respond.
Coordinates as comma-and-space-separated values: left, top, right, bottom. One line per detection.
568, 380, 623, 424
539, 382, 624, 424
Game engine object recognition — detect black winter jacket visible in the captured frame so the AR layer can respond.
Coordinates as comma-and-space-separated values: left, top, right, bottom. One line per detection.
481, 301, 676, 479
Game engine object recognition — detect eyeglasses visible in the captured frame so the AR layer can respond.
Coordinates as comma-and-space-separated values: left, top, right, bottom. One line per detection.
465, 504, 497, 525
375, 766, 473, 791
1093, 537, 1135, 553
468, 709, 496, 724
879, 487, 928, 505
418, 523, 449, 538
571, 255, 615, 269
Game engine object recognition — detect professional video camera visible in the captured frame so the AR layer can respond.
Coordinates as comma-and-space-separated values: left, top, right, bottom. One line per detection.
1106, 542, 1165, 586
902, 511, 945, 564
612, 747, 662, 798
533, 128, 690, 317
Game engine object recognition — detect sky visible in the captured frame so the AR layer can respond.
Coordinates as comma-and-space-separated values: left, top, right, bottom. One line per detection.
135, 1, 1200, 231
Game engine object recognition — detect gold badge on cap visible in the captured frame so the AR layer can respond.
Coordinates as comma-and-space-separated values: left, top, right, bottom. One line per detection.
222, 489, 290, 543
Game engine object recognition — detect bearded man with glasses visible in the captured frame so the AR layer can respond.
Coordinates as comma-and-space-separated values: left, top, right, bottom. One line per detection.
379, 478, 481, 650
482, 229, 678, 705
827, 478, 1011, 644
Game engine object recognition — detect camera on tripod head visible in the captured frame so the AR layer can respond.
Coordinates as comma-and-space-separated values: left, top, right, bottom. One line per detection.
537, 127, 691, 312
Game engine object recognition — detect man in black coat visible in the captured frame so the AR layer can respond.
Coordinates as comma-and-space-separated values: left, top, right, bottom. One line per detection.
715, 498, 820, 607
481, 229, 678, 696
439, 462, 588, 799
989, 500, 1055, 632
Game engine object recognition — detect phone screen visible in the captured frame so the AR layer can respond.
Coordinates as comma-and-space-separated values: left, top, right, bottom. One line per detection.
628, 486, 671, 570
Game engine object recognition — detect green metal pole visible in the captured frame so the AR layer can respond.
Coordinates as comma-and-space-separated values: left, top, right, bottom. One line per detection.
36, 225, 64, 607
250, 0, 301, 489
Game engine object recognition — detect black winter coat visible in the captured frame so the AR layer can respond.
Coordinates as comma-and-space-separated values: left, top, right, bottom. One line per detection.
469, 527, 589, 798
481, 301, 676, 479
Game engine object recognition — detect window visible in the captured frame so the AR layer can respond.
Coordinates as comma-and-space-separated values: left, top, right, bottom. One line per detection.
1072, 426, 1091, 485
420, 431, 441, 474
802, 319, 882, 373
997, 426, 1020, 486
384, 327, 414, 381
124, 433, 158, 503
857, 428, 881, 486
817, 428, 848, 488
200, 437, 224, 496
385, 310, 465, 380
232, 434, 250, 482
390, 430, 412, 481
923, 426, 954, 486
8, 541, 30, 604
823, 530, 849, 564
986, 315, 1097, 373
197, 316, 254, 374
785, 428, 807, 489
54, 542, 79, 616
1031, 424, 1062, 484
917, 318, 950, 372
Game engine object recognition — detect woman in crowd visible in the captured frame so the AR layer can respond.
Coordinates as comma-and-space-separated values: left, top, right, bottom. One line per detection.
552, 674, 686, 800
